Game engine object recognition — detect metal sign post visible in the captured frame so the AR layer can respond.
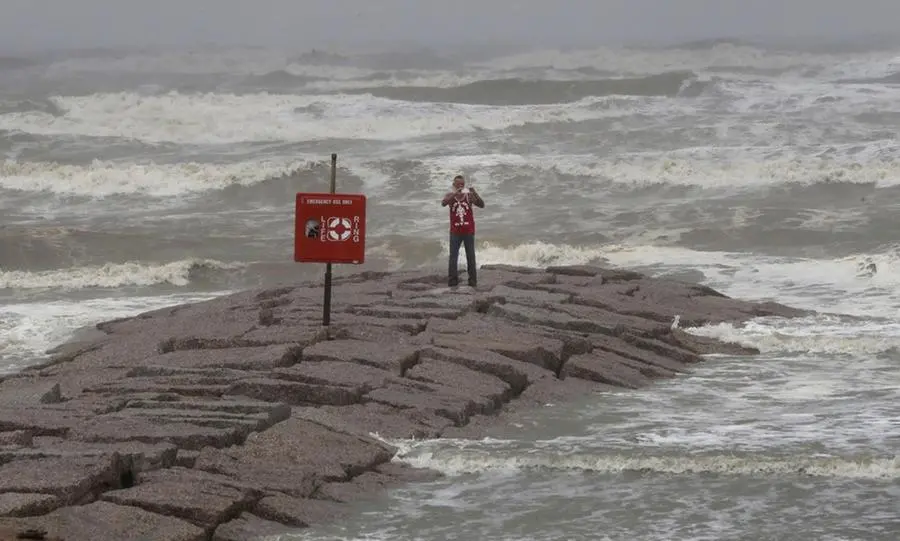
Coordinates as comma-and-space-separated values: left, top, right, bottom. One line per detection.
323, 153, 337, 326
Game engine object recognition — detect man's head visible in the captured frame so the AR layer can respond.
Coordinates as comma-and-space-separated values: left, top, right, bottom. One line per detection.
452, 175, 465, 191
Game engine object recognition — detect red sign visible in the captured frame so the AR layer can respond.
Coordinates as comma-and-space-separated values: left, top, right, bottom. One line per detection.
294, 192, 366, 264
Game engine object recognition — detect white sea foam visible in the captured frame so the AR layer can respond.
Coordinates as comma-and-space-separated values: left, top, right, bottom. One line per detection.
387, 438, 899, 480
601, 244, 900, 318
0, 258, 239, 290
688, 315, 900, 356
475, 43, 899, 80
0, 292, 225, 373
0, 158, 319, 196
0, 91, 651, 144
406, 141, 900, 195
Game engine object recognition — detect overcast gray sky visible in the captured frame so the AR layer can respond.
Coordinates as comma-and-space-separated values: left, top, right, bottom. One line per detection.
2, 0, 900, 53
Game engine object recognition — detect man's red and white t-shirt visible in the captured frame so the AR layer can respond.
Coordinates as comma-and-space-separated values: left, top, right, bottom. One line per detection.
449, 193, 475, 235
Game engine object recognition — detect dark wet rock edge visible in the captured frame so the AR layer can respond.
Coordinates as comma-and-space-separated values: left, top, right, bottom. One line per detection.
0, 264, 809, 541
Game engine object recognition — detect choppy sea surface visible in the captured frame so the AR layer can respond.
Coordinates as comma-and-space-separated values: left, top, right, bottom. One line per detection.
2, 38, 900, 540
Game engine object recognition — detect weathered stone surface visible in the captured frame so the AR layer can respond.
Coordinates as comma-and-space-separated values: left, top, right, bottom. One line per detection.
0, 431, 32, 448
431, 333, 565, 373
0, 493, 59, 517
292, 403, 453, 440
139, 345, 302, 371
101, 467, 259, 531
0, 380, 61, 405
237, 325, 328, 347
227, 378, 364, 406
302, 339, 421, 375
193, 417, 394, 498
70, 415, 248, 450
272, 361, 397, 392
0, 501, 205, 541
406, 358, 512, 411
212, 513, 298, 541
420, 346, 550, 394
365, 382, 484, 426
4, 439, 177, 473
0, 455, 126, 505
561, 353, 651, 389
590, 334, 689, 377
315, 470, 396, 503
0, 264, 808, 536
490, 284, 572, 305
254, 494, 347, 527
348, 305, 464, 320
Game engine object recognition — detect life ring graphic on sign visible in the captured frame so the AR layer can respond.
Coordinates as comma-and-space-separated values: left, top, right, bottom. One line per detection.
326, 217, 352, 241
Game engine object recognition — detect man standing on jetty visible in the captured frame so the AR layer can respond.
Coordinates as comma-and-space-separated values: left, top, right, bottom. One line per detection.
441, 174, 485, 288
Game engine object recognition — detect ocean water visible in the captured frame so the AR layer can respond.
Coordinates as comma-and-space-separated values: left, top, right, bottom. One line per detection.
2, 38, 900, 539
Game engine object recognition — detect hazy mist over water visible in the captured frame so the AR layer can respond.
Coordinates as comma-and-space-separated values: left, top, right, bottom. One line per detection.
3, 2, 900, 540
3, 0, 900, 52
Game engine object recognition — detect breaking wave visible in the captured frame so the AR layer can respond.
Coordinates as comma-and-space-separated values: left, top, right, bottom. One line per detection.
0, 157, 324, 197
0, 258, 241, 290
345, 71, 708, 105
389, 438, 899, 481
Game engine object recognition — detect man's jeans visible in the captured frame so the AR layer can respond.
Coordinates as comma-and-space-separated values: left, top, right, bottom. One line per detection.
448, 233, 477, 287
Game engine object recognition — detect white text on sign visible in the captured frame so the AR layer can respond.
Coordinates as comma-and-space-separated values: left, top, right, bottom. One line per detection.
304, 198, 356, 205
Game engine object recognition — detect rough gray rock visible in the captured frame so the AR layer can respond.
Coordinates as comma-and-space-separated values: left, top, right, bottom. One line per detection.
0, 264, 808, 539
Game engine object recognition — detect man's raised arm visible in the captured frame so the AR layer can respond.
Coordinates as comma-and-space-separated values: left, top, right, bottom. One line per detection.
470, 188, 485, 208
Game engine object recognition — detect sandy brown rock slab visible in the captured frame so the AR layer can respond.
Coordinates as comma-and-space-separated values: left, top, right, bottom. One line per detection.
405, 358, 512, 411
0, 493, 60, 518
622, 334, 707, 365
315, 470, 397, 503
0, 454, 126, 506
0, 380, 61, 406
292, 404, 452, 440
25, 365, 134, 399
302, 339, 420, 376
138, 344, 302, 371
0, 501, 205, 541
254, 494, 348, 527
123, 395, 290, 420
70, 415, 247, 450
475, 265, 558, 290
194, 417, 394, 498
236, 325, 329, 348
385, 292, 480, 310
590, 334, 690, 377
83, 373, 235, 398
577, 278, 809, 326
547, 265, 643, 282
101, 467, 260, 532
364, 382, 484, 426
0, 406, 92, 437
227, 378, 364, 406
432, 333, 565, 374
490, 284, 572, 305
332, 322, 427, 343
6, 439, 176, 473
347, 305, 465, 320
561, 353, 651, 389
272, 361, 398, 392
550, 302, 667, 336
176, 449, 199, 467
420, 346, 552, 395
486, 302, 624, 336
0, 431, 31, 448
212, 512, 299, 541
427, 313, 592, 359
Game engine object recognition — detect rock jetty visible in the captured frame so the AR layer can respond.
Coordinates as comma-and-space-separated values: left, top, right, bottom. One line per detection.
0, 264, 807, 540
